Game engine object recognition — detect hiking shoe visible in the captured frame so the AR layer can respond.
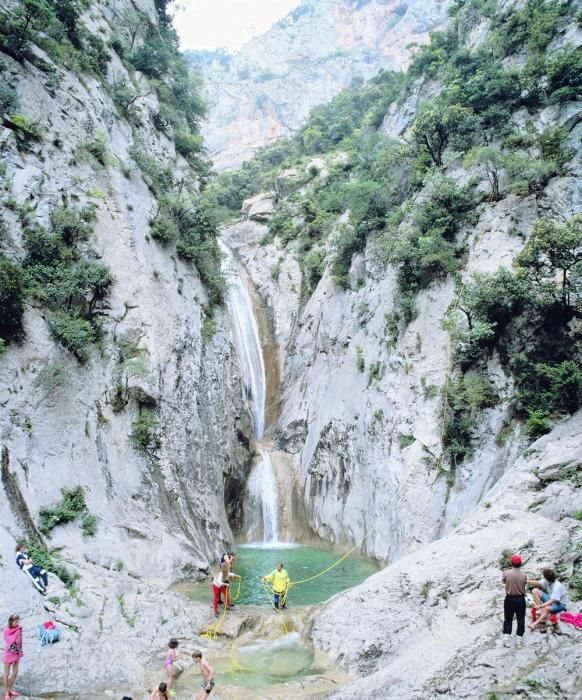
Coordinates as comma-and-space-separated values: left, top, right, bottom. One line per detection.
516, 637, 524, 648
503, 637, 511, 648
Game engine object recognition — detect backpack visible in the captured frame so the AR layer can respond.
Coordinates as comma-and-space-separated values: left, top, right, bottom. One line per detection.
37, 621, 60, 647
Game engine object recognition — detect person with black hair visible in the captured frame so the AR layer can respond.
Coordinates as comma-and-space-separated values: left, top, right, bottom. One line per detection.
528, 568, 568, 631
150, 681, 169, 699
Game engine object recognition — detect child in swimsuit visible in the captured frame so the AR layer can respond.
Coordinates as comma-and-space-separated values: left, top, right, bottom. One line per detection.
164, 638, 179, 693
192, 650, 215, 699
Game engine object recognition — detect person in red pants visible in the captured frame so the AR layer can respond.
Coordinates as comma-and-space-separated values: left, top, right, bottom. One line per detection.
211, 568, 226, 618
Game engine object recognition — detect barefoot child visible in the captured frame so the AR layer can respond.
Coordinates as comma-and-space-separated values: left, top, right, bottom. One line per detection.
3, 614, 23, 700
192, 650, 215, 699
150, 681, 169, 700
164, 638, 179, 692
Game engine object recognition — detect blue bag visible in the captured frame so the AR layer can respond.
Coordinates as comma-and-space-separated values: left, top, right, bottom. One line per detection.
37, 622, 61, 647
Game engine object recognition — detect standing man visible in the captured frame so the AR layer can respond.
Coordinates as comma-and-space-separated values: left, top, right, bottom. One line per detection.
263, 563, 290, 610
502, 554, 526, 648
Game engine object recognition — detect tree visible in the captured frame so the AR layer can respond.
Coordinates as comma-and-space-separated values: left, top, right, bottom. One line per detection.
464, 146, 504, 201
412, 102, 481, 167
0, 258, 26, 342
0, 0, 54, 61
516, 215, 582, 312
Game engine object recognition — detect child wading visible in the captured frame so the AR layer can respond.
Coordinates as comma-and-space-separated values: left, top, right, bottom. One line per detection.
192, 650, 215, 699
3, 614, 22, 700
150, 681, 169, 699
164, 638, 179, 692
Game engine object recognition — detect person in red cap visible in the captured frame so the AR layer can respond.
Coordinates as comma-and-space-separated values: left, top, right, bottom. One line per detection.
501, 554, 527, 647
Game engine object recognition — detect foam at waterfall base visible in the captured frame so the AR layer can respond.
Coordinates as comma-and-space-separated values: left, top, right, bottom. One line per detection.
239, 541, 300, 550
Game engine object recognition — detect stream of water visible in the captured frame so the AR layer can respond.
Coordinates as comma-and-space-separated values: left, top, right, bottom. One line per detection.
220, 241, 281, 543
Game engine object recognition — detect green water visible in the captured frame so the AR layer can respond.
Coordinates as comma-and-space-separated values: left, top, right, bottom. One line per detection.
180, 632, 318, 692
176, 544, 380, 606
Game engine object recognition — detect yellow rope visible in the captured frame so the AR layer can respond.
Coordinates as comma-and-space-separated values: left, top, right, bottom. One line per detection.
200, 576, 242, 640
288, 529, 374, 587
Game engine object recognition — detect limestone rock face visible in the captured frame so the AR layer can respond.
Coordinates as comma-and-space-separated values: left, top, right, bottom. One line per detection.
242, 191, 275, 221
309, 413, 582, 698
192, 0, 454, 170
225, 98, 582, 563
0, 1, 252, 694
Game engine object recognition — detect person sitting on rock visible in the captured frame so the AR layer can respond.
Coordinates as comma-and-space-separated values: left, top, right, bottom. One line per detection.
263, 563, 290, 609
502, 554, 527, 647
528, 568, 568, 631
15, 544, 48, 595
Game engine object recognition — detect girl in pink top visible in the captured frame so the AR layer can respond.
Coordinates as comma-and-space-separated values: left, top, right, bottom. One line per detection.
3, 614, 22, 700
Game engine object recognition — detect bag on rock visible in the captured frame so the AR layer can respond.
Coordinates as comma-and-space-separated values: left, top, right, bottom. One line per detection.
38, 621, 61, 646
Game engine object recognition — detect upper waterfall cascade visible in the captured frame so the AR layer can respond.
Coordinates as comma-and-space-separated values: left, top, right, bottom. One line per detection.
220, 241, 281, 543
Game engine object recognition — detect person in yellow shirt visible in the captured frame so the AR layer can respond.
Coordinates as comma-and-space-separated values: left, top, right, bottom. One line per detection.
263, 563, 290, 609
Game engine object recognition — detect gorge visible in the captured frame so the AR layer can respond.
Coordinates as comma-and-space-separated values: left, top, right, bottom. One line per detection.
0, 0, 581, 698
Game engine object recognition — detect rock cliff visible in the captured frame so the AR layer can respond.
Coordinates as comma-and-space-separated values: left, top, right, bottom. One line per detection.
190, 0, 453, 170
0, 0, 252, 694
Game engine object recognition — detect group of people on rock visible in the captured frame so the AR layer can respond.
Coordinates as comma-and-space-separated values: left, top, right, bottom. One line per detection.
502, 554, 569, 646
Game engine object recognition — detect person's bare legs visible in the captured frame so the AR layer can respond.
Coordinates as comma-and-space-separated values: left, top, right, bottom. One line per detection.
530, 607, 549, 630
197, 687, 207, 700
532, 588, 543, 607
3, 663, 10, 698
8, 662, 18, 694
166, 666, 174, 692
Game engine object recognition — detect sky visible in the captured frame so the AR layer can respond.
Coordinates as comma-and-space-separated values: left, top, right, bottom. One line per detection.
173, 0, 302, 52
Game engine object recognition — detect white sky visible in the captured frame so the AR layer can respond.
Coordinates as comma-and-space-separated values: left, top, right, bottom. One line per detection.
173, 0, 302, 52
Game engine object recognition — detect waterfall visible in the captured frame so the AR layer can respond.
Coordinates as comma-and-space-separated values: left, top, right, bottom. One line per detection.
220, 241, 281, 543
220, 241, 266, 438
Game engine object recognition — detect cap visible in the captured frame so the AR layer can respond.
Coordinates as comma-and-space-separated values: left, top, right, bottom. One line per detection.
511, 554, 522, 566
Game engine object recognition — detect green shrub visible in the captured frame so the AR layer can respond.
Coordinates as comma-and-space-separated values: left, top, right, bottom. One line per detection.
268, 205, 298, 244
48, 312, 96, 362
201, 312, 216, 343
85, 135, 109, 166
38, 485, 87, 536
149, 210, 178, 245
0, 82, 18, 114
0, 0, 55, 62
174, 129, 203, 163
128, 144, 174, 195
81, 512, 98, 537
8, 113, 42, 141
331, 224, 364, 288
0, 258, 26, 342
129, 410, 161, 452
443, 372, 497, 471
412, 102, 481, 167
50, 206, 93, 246
302, 247, 326, 294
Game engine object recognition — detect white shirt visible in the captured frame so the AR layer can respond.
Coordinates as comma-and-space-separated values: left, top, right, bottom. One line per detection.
541, 578, 568, 605
212, 570, 223, 587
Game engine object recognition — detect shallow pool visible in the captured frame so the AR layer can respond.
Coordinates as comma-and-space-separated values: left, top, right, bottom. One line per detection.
174, 544, 380, 607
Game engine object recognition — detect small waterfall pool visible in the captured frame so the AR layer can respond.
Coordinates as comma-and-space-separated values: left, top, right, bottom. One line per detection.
173, 544, 380, 606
